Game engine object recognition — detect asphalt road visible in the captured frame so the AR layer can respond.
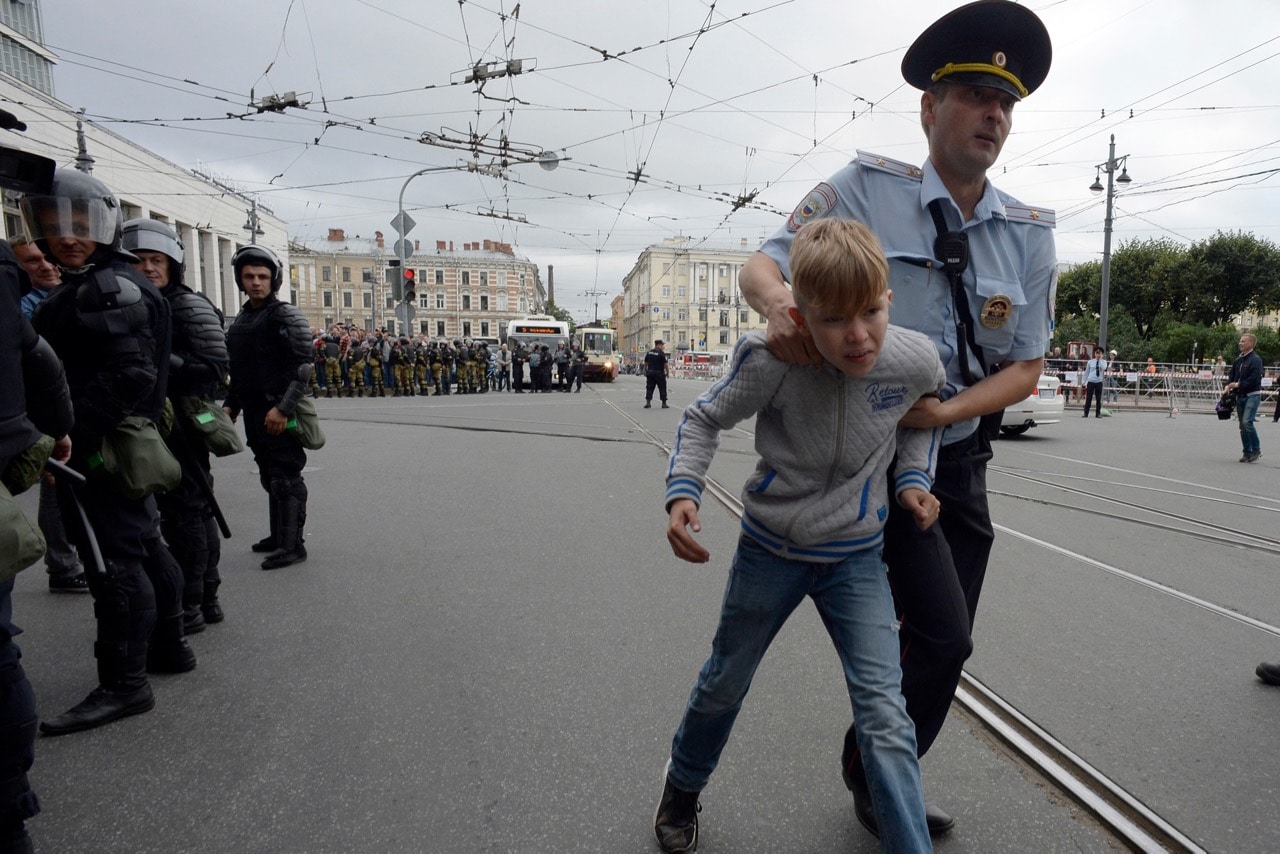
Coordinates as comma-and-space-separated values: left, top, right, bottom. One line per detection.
14, 375, 1276, 852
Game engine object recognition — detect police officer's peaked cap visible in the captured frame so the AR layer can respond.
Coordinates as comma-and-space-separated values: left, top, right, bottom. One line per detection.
901, 0, 1051, 101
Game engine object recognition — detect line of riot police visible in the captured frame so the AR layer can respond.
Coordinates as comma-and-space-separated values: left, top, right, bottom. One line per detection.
310, 329, 502, 397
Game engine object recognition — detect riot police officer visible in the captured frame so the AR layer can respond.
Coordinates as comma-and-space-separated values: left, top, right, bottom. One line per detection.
27, 169, 193, 735
322, 330, 342, 397
1, 226, 72, 845
123, 218, 230, 631
223, 246, 313, 570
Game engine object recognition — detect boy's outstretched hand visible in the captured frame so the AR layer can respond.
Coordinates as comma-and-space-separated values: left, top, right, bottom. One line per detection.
667, 498, 710, 563
899, 488, 941, 531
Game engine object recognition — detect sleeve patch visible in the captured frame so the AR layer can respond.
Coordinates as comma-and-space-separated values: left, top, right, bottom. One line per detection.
786, 183, 838, 232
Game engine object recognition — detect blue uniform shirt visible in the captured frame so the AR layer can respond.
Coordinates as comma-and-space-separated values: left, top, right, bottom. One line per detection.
760, 151, 1057, 444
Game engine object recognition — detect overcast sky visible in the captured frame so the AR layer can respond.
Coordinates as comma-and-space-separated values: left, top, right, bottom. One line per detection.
41, 0, 1280, 321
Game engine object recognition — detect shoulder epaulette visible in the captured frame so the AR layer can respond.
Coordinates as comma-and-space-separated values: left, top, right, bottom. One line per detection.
1003, 203, 1055, 227
856, 150, 924, 181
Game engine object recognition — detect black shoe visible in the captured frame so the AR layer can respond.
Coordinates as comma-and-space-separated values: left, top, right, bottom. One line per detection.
183, 606, 206, 635
49, 572, 90, 593
1258, 662, 1280, 685
1248, 452, 1262, 462
843, 755, 955, 837
39, 685, 155, 736
644, 401, 652, 408
202, 598, 225, 624
654, 773, 700, 853
147, 639, 197, 674
251, 535, 277, 553
262, 545, 307, 570
662, 402, 670, 409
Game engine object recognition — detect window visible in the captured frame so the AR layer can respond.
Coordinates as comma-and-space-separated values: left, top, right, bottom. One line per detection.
462, 294, 471, 311
462, 321, 472, 338
420, 321, 430, 335
662, 285, 670, 297
661, 309, 670, 320
342, 267, 351, 283
719, 330, 730, 345
362, 292, 372, 309
719, 311, 729, 327
698, 307, 707, 322
361, 268, 372, 283
480, 321, 490, 337
497, 293, 508, 312
739, 309, 750, 324
677, 286, 686, 297
322, 291, 333, 308
435, 293, 446, 310
479, 295, 489, 311
342, 291, 353, 309
435, 269, 444, 285
461, 271, 470, 286
480, 271, 488, 286
677, 308, 687, 321
435, 320, 446, 337
322, 266, 332, 282
419, 294, 430, 309
719, 264, 728, 278
385, 293, 395, 309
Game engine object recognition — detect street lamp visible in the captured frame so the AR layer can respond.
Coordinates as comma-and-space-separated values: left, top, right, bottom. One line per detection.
394, 153, 562, 313
1090, 134, 1132, 353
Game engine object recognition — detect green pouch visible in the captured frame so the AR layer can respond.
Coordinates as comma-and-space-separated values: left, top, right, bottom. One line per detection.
287, 397, 326, 451
0, 482, 45, 582
89, 416, 183, 499
179, 396, 245, 457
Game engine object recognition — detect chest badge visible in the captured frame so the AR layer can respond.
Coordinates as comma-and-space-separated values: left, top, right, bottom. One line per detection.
979, 294, 1012, 329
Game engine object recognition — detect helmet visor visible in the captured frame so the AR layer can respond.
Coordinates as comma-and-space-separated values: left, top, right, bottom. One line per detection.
21, 196, 118, 246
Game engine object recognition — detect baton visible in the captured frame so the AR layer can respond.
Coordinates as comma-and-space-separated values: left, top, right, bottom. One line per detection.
167, 414, 232, 539
43, 458, 106, 578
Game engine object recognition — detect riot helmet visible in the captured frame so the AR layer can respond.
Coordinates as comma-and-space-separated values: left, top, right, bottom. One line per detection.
20, 168, 123, 257
231, 244, 283, 293
121, 218, 184, 284
453, 339, 462, 348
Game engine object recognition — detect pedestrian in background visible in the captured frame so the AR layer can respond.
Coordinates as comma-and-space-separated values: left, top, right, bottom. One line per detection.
1225, 332, 1263, 463
1082, 347, 1106, 418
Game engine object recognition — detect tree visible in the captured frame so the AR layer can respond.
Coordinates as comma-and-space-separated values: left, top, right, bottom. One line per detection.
1181, 231, 1280, 326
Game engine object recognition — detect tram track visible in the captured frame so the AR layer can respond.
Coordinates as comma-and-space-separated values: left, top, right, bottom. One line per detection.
596, 393, 1207, 852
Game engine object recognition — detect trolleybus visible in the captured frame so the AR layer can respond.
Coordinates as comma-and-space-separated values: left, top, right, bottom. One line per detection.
573, 321, 619, 382
504, 315, 570, 355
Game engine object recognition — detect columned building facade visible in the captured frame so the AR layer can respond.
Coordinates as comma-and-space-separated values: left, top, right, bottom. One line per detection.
620, 236, 766, 362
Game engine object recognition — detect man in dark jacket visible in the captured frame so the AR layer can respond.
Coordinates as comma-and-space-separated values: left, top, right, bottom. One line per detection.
1225, 332, 1264, 463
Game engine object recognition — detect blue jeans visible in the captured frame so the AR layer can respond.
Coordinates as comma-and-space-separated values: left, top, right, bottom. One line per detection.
667, 536, 929, 853
1238, 393, 1261, 455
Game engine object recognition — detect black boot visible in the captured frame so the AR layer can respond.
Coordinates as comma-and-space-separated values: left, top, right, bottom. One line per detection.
251, 491, 280, 553
201, 580, 224, 624
262, 478, 308, 570
146, 613, 197, 674
41, 643, 154, 736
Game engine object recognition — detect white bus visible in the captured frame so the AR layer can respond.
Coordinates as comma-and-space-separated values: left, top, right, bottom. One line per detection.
504, 315, 570, 354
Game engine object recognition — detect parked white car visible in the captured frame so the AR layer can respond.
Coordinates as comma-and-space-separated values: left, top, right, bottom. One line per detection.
1000, 374, 1064, 437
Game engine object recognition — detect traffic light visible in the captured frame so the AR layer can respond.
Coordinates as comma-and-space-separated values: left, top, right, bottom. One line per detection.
403, 268, 416, 303
388, 259, 403, 301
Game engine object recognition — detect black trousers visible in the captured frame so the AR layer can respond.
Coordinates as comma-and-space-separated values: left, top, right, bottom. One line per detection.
1083, 380, 1103, 416
645, 372, 667, 403
843, 430, 993, 774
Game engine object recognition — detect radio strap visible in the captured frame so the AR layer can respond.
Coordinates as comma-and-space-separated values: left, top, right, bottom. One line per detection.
927, 198, 988, 387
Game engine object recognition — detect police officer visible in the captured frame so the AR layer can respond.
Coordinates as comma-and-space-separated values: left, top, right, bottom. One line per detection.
345, 336, 366, 397
738, 0, 1054, 836
223, 246, 313, 570
123, 218, 229, 631
366, 333, 386, 397
27, 169, 192, 735
1, 223, 73, 845
322, 329, 342, 397
569, 341, 587, 392
511, 341, 528, 392
643, 339, 669, 408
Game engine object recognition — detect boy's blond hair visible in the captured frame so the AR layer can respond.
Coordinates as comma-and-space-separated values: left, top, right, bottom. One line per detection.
788, 218, 888, 315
